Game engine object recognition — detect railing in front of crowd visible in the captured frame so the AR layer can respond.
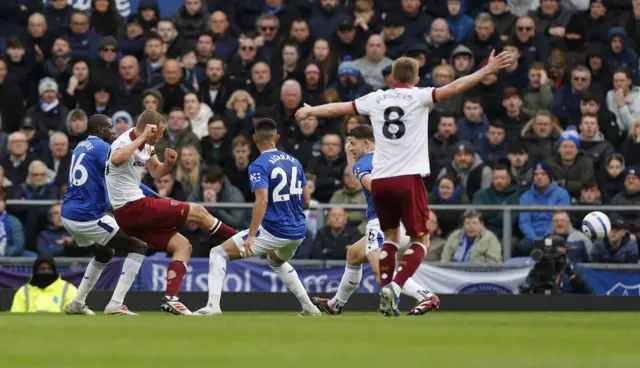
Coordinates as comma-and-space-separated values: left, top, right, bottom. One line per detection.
6, 200, 640, 260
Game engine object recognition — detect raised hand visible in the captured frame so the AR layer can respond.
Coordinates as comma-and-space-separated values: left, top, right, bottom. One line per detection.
142, 124, 157, 138
164, 148, 178, 166
295, 103, 313, 122
486, 50, 513, 74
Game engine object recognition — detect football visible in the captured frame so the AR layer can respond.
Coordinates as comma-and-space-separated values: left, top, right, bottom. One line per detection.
581, 211, 611, 241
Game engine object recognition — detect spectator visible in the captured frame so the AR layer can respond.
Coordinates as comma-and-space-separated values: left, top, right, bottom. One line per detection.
157, 19, 188, 59
90, 0, 125, 37
44, 0, 73, 35
25, 14, 52, 57
289, 19, 313, 61
154, 59, 194, 114
1, 132, 35, 185
141, 88, 163, 113
200, 57, 231, 115
119, 17, 146, 60
92, 36, 120, 88
0, 166, 15, 199
401, 0, 433, 40
331, 19, 366, 62
154, 108, 200, 162
381, 13, 413, 60
227, 37, 257, 89
522, 62, 555, 118
312, 207, 361, 260
226, 89, 256, 135
172, 0, 208, 41
308, 133, 347, 203
309, 38, 336, 87
437, 140, 492, 200
330, 166, 367, 232
518, 162, 571, 255
63, 59, 92, 112
175, 145, 202, 198
68, 11, 100, 60
424, 19, 457, 74
610, 167, 640, 231
606, 67, 640, 133
441, 209, 502, 264
254, 14, 283, 64
489, 0, 518, 40
591, 217, 639, 263
0, 188, 24, 257
430, 114, 459, 171
520, 110, 563, 163
42, 132, 70, 191
586, 43, 611, 92
247, 62, 279, 110
425, 210, 447, 261
0, 59, 25, 133
447, 0, 475, 43
285, 115, 322, 169
580, 90, 622, 147
201, 116, 232, 167
528, 0, 572, 47
353, 0, 383, 35
464, 13, 502, 64
405, 43, 430, 86
224, 135, 252, 202
328, 60, 373, 103
189, 164, 246, 229
5, 37, 37, 105
88, 85, 118, 117
302, 61, 326, 107
569, 180, 603, 229
273, 80, 304, 141
565, 0, 616, 48
428, 173, 470, 237
341, 114, 368, 138
621, 118, 640, 167
308, 0, 348, 40
579, 114, 614, 175
36, 203, 76, 257
474, 120, 508, 166
10, 257, 77, 313
548, 129, 594, 199
139, 33, 166, 86
303, 172, 320, 235
551, 65, 594, 127
184, 92, 213, 140
606, 28, 639, 81
457, 97, 489, 146
115, 55, 149, 119
600, 153, 625, 203
191, 34, 213, 83
209, 11, 239, 64
472, 163, 520, 239
153, 173, 187, 202
549, 210, 591, 263
450, 44, 475, 79
507, 0, 539, 17
21, 117, 48, 157
501, 87, 529, 142
498, 41, 529, 90
354, 34, 393, 90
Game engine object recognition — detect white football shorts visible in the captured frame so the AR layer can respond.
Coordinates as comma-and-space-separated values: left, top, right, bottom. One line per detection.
364, 218, 411, 255
61, 215, 119, 247
232, 226, 303, 261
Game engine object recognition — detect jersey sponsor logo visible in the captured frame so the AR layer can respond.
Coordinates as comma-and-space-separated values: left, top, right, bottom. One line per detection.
133, 161, 145, 167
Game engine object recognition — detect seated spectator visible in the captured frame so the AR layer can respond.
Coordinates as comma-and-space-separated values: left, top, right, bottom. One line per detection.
430, 65, 462, 115
579, 115, 614, 176
200, 116, 231, 167
522, 62, 554, 118
5, 37, 37, 105
341, 114, 368, 138
112, 111, 134, 138
65, 108, 88, 150
328, 60, 373, 102
199, 58, 231, 116
184, 92, 213, 140
354, 34, 393, 90
90, 0, 126, 37
517, 162, 571, 255
139, 34, 166, 86
92, 36, 121, 89
188, 164, 247, 229
10, 257, 77, 313
380, 13, 412, 60
450, 44, 475, 79
284, 116, 321, 169
63, 59, 92, 112
181, 46, 205, 88
606, 67, 640, 133
154, 59, 195, 114
310, 38, 337, 87
507, 141, 533, 189
441, 209, 502, 264
88, 85, 118, 117
224, 136, 252, 202
489, 1, 518, 42
520, 110, 563, 163
174, 145, 201, 198
591, 217, 639, 264
430, 114, 459, 171
330, 166, 366, 233
27, 78, 69, 135
528, 0, 572, 47
606, 28, 639, 82
273, 42, 305, 85
225, 90, 255, 135
172, 0, 208, 41
457, 97, 489, 146
0, 59, 25, 134
304, 173, 320, 236
36, 203, 76, 257
0, 188, 24, 256
551, 66, 593, 127
610, 167, 640, 231
600, 154, 625, 204
302, 61, 326, 107
570, 181, 603, 229
312, 207, 361, 260
474, 120, 508, 166
1, 132, 35, 185
44, 0, 73, 35
42, 132, 71, 192
21, 117, 48, 156
68, 11, 100, 60
548, 210, 591, 263
501, 88, 529, 143
463, 13, 502, 64
579, 91, 623, 148
428, 173, 469, 238
472, 164, 520, 239
152, 174, 187, 202
307, 133, 347, 203
437, 140, 492, 200
547, 130, 594, 200
447, 0, 474, 43
425, 211, 447, 261
498, 41, 529, 90
155, 108, 200, 161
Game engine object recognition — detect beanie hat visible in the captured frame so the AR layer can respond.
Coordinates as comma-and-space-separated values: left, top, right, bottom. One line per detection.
305, 63, 321, 74
557, 128, 580, 149
338, 60, 360, 78
534, 161, 553, 181
38, 77, 58, 96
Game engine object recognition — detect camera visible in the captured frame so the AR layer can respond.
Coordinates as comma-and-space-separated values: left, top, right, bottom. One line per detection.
523, 236, 571, 294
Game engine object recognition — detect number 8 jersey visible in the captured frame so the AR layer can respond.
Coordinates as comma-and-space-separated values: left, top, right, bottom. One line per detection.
352, 86, 436, 179
249, 149, 308, 239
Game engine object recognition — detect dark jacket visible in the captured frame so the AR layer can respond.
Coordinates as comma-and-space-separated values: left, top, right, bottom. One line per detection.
546, 152, 595, 200
188, 179, 248, 229
427, 187, 470, 237
330, 30, 366, 62
474, 136, 508, 166
551, 84, 587, 128
430, 134, 459, 171
36, 225, 73, 257
199, 79, 233, 116
26, 103, 69, 136
224, 163, 252, 202
514, 33, 550, 66
43, 4, 73, 35
91, 59, 120, 89
90, 0, 126, 37
424, 37, 456, 73
437, 154, 493, 200
5, 56, 38, 105
520, 121, 563, 164
472, 183, 520, 238
404, 10, 434, 41
115, 79, 150, 119
600, 171, 625, 205
580, 132, 614, 176
610, 189, 640, 231
283, 130, 322, 170
463, 31, 503, 65
155, 126, 200, 162
41, 153, 71, 190
172, 4, 209, 41
311, 225, 361, 260
591, 234, 639, 264
307, 153, 348, 203
12, 181, 60, 251
0, 81, 25, 133
328, 77, 373, 103
0, 154, 35, 186
620, 138, 640, 167
214, 33, 240, 64
447, 11, 474, 43
457, 115, 489, 146
308, 3, 349, 40
200, 136, 232, 168
153, 81, 195, 114
66, 29, 101, 60
606, 27, 640, 81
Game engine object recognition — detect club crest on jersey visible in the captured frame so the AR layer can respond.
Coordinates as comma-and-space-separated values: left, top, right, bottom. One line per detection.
170, 200, 179, 207
250, 173, 261, 183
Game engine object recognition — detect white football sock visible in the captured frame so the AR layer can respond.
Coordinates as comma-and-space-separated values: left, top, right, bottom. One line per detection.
108, 253, 144, 308
269, 260, 314, 312
402, 277, 434, 301
329, 263, 362, 309
74, 258, 107, 304
207, 247, 229, 309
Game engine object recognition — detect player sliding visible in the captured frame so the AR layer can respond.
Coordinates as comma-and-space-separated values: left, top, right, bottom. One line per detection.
312, 124, 439, 315
106, 110, 237, 315
62, 114, 156, 316
196, 118, 321, 316
297, 50, 513, 316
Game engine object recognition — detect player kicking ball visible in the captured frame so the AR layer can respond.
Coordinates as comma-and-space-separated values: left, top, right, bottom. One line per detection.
297, 50, 512, 316
196, 118, 321, 316
312, 124, 439, 316
62, 114, 158, 316
106, 110, 238, 315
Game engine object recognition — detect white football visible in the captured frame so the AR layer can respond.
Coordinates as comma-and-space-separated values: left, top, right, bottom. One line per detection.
582, 211, 611, 241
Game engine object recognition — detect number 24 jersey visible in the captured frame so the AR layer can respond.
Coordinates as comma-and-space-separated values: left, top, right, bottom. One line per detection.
353, 86, 436, 180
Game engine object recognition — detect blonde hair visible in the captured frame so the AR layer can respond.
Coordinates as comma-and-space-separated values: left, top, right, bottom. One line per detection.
391, 57, 419, 84
629, 118, 640, 140
225, 89, 256, 112
175, 146, 201, 195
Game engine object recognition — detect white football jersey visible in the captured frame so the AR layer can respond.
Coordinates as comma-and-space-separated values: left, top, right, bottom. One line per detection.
353, 86, 436, 179
106, 129, 154, 209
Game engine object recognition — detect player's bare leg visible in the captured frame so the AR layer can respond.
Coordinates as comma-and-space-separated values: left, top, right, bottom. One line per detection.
161, 233, 193, 315
103, 232, 148, 315
187, 203, 238, 241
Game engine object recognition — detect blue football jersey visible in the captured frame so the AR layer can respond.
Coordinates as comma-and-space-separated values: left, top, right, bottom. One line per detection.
61, 136, 111, 221
249, 149, 307, 239
353, 152, 376, 221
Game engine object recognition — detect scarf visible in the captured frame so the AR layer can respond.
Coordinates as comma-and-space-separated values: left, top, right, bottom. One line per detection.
0, 211, 7, 256
452, 233, 475, 262
40, 98, 59, 113
435, 184, 461, 204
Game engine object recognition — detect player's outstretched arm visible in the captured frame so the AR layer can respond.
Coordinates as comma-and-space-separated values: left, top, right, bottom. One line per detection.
434, 50, 513, 103
295, 102, 354, 121
110, 125, 155, 166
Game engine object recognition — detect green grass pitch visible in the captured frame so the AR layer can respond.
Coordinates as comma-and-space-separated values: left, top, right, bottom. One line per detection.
1, 312, 639, 368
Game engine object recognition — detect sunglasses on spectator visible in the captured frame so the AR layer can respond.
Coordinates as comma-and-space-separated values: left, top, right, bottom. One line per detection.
260, 26, 277, 31
517, 26, 533, 31
240, 46, 255, 51
101, 47, 117, 52
573, 76, 589, 81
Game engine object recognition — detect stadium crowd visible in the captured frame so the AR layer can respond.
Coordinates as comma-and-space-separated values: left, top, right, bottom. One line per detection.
0, 0, 639, 264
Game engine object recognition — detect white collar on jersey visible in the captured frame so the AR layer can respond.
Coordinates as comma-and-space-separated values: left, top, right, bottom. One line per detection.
262, 148, 278, 154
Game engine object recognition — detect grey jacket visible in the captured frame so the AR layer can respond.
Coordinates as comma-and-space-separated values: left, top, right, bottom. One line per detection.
606, 87, 640, 132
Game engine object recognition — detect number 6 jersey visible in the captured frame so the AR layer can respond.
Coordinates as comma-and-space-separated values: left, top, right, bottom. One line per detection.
249, 149, 308, 239
352, 86, 436, 179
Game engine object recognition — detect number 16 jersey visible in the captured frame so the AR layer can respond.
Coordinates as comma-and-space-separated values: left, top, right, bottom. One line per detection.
353, 86, 436, 180
249, 149, 308, 239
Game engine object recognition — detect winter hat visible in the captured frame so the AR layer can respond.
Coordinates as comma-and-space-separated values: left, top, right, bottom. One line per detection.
534, 162, 553, 181
557, 128, 580, 149
305, 63, 321, 74
100, 36, 118, 50
455, 140, 475, 154
338, 60, 360, 78
624, 167, 639, 180
38, 77, 58, 96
